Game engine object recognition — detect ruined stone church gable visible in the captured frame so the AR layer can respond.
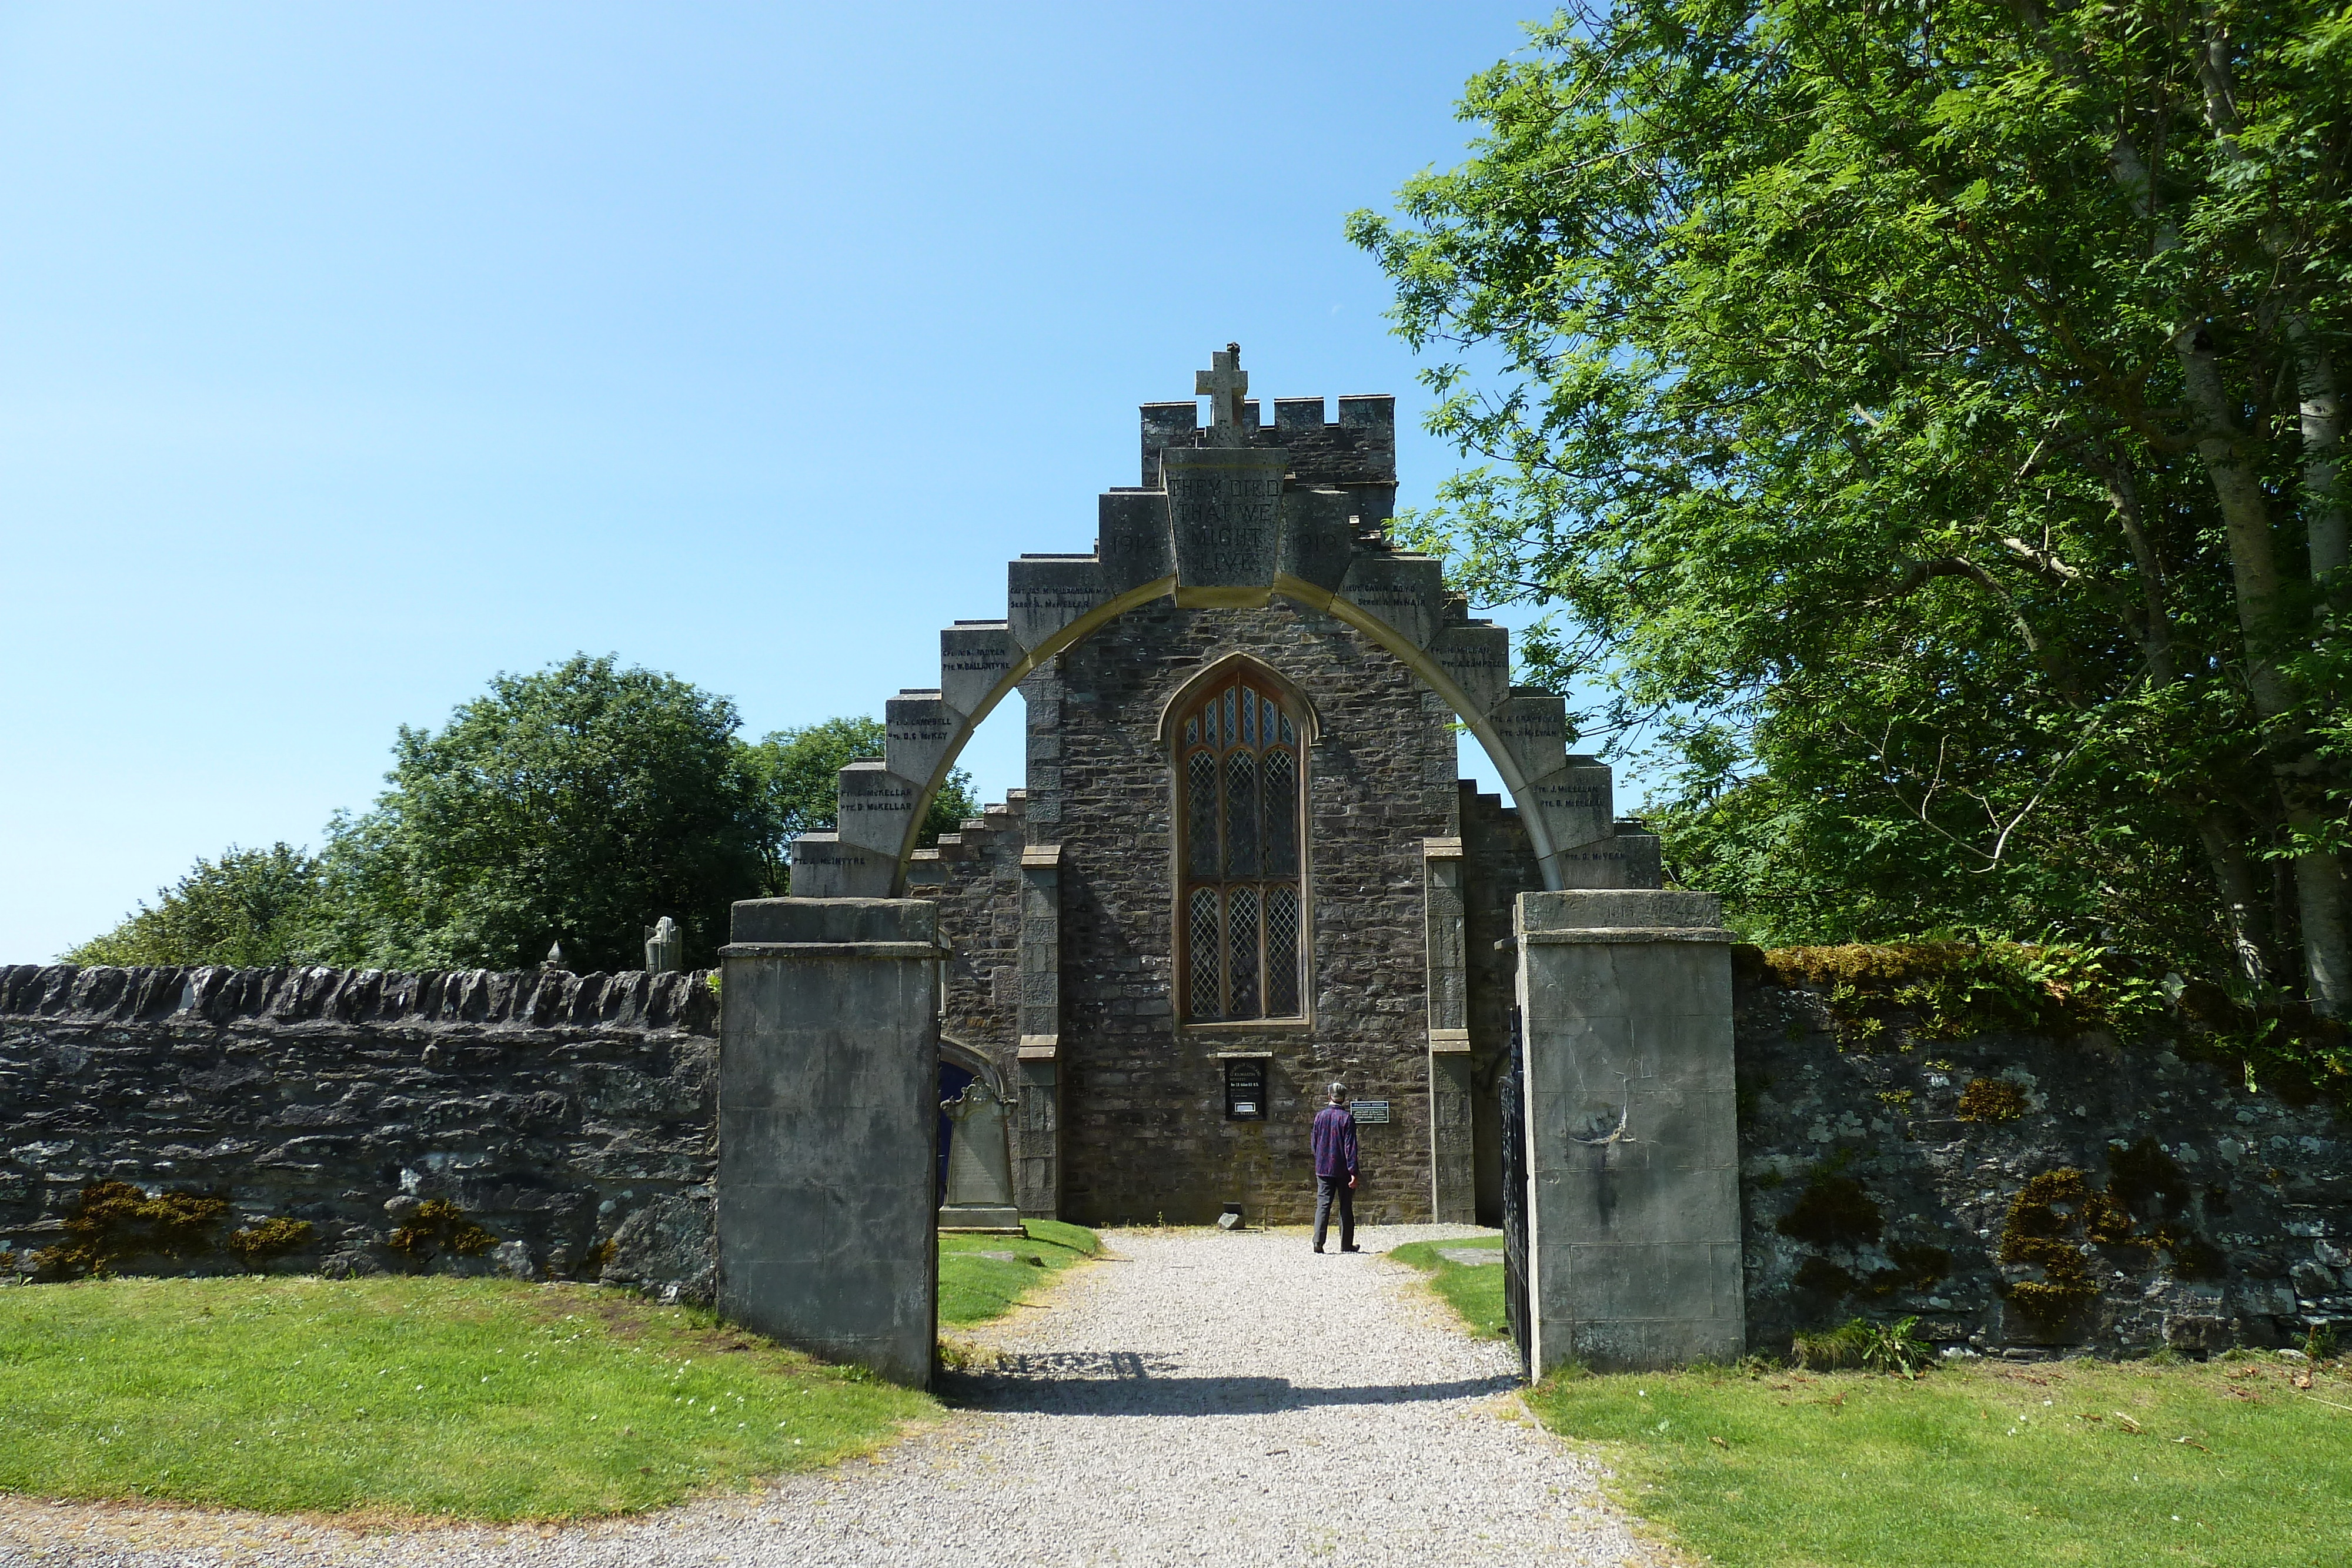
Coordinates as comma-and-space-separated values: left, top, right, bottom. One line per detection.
1043, 595, 1459, 1226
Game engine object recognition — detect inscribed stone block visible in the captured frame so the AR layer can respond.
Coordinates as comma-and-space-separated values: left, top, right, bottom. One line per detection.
885, 693, 959, 793
1431, 622, 1512, 718
1007, 556, 1111, 653
1097, 490, 1174, 594
1489, 690, 1570, 787
1277, 486, 1357, 596
1163, 446, 1286, 604
940, 623, 1019, 720
836, 761, 921, 855
1337, 553, 1445, 648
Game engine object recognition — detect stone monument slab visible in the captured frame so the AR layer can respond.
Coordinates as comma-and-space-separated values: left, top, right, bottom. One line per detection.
1429, 622, 1512, 718
1164, 446, 1288, 606
1489, 690, 1571, 786
1275, 486, 1357, 597
835, 761, 921, 855
789, 832, 894, 899
940, 1078, 1023, 1232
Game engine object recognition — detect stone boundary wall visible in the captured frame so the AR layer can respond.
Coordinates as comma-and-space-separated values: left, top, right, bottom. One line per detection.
1736, 959, 2352, 1359
0, 962, 718, 1299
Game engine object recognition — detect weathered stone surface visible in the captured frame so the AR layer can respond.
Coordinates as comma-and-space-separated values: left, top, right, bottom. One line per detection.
1008, 556, 1111, 653
598, 1188, 714, 1305
939, 621, 1020, 721
0, 964, 714, 1290
1734, 965, 2352, 1359
1517, 891, 1743, 1373
717, 898, 939, 1388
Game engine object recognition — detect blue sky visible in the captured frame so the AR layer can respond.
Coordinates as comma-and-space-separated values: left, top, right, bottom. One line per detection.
0, 4, 1574, 961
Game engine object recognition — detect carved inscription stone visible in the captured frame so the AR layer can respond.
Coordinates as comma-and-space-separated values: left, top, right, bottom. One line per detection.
1488, 690, 1570, 785
1097, 490, 1174, 594
1429, 622, 1512, 718
940, 623, 1018, 720
836, 760, 921, 854
1338, 554, 1446, 648
788, 831, 893, 898
885, 692, 958, 791
1007, 556, 1112, 653
1163, 446, 1287, 600
1529, 760, 1614, 854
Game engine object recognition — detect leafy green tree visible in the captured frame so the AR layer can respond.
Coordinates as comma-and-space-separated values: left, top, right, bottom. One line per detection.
319, 655, 765, 971
1351, 1, 2350, 1009
738, 717, 978, 894
64, 844, 329, 968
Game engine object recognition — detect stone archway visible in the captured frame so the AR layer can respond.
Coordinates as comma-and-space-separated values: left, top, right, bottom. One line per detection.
784, 354, 1643, 902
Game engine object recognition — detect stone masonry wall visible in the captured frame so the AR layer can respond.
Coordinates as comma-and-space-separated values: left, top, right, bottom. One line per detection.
1042, 596, 1461, 1227
1736, 961, 2352, 1359
0, 962, 718, 1299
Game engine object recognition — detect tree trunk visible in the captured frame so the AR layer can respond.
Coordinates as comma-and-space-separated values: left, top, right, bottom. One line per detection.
2198, 811, 2274, 987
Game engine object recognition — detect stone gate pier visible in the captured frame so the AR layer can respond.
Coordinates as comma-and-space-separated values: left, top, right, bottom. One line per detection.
717, 897, 943, 1387
1515, 890, 1742, 1373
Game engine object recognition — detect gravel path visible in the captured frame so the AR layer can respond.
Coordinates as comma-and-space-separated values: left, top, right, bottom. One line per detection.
4, 1226, 1660, 1567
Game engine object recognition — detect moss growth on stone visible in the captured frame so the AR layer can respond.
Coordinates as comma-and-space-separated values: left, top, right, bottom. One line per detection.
224, 1218, 315, 1271
1999, 1168, 2101, 1319
387, 1199, 497, 1263
1956, 1078, 2029, 1122
38, 1181, 230, 1279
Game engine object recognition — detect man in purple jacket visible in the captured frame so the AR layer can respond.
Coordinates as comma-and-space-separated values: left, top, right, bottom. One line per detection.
1311, 1082, 1360, 1253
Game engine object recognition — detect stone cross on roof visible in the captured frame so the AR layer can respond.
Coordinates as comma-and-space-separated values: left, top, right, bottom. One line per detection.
1195, 342, 1248, 448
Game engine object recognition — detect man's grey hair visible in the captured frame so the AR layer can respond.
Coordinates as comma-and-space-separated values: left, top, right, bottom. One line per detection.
1328, 1082, 1348, 1102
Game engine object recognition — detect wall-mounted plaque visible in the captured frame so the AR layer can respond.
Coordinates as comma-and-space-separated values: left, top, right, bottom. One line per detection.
1349, 1100, 1391, 1125
1224, 1058, 1267, 1120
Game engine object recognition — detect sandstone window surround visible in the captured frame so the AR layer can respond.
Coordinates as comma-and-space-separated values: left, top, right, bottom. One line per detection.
1174, 667, 1308, 1023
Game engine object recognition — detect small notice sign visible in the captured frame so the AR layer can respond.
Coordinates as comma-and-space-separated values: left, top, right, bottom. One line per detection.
1350, 1100, 1391, 1125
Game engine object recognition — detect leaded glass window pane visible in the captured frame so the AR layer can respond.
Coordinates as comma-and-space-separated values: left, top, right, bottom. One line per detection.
1187, 751, 1220, 877
1175, 670, 1308, 1022
1189, 887, 1222, 1019
1226, 887, 1259, 1018
1262, 748, 1296, 874
1267, 885, 1301, 1016
1224, 751, 1258, 877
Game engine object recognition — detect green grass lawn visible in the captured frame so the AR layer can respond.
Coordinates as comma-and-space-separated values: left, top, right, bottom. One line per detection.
1392, 1236, 2352, 1563
1387, 1233, 1507, 1338
1534, 1356, 2352, 1567
937, 1218, 1097, 1327
0, 1275, 933, 1521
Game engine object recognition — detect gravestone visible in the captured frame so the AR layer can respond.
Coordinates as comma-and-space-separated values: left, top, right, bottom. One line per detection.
643, 915, 683, 974
938, 1078, 1023, 1233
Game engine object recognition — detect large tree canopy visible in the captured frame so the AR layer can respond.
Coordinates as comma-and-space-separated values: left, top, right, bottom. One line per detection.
1350, 0, 2350, 1011
320, 655, 766, 971
66, 660, 987, 972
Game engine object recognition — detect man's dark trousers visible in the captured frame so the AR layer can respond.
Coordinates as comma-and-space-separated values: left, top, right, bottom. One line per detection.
1313, 1175, 1354, 1252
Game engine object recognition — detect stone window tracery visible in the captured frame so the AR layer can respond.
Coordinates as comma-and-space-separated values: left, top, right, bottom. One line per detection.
1176, 670, 1305, 1021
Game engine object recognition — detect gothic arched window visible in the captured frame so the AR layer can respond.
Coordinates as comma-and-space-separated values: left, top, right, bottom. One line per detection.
1177, 670, 1305, 1021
